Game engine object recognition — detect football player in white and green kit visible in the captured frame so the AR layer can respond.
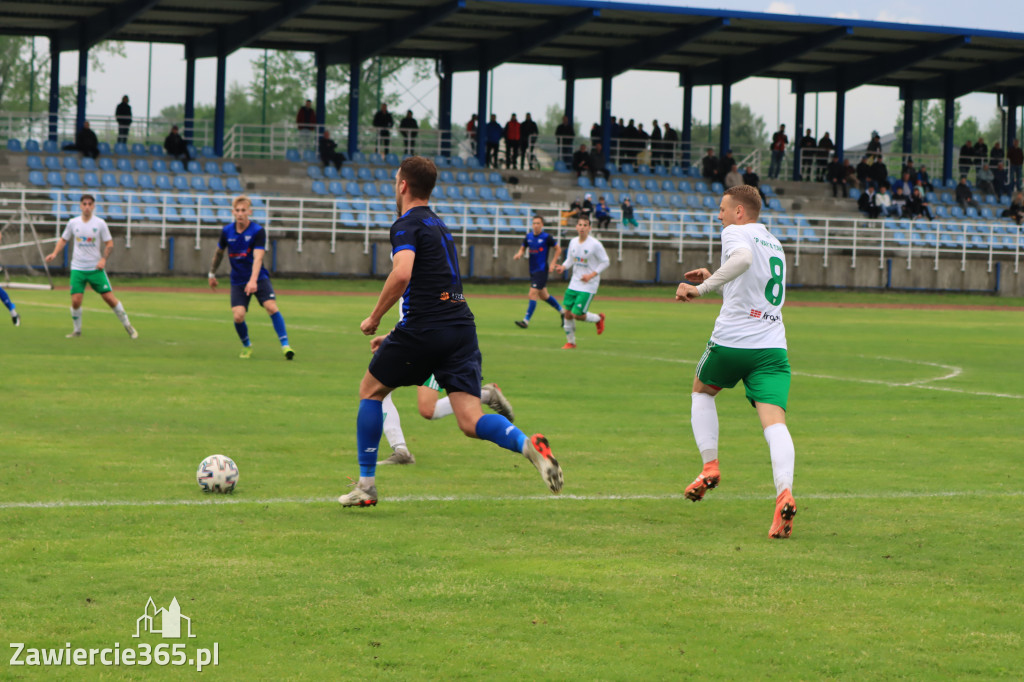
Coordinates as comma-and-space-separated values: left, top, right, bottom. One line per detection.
552, 216, 608, 349
44, 194, 137, 339
675, 185, 796, 539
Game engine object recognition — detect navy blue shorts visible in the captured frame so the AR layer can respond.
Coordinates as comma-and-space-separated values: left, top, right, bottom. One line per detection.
368, 324, 482, 397
529, 269, 549, 290
230, 279, 276, 309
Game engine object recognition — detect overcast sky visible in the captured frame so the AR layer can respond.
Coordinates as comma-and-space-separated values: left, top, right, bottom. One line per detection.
60, 0, 1022, 148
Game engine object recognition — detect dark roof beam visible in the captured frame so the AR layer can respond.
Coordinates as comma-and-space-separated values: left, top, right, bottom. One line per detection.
51, 0, 162, 52
449, 8, 597, 72
799, 35, 967, 92
567, 17, 726, 79
906, 51, 1024, 99
189, 0, 324, 59
319, 0, 465, 65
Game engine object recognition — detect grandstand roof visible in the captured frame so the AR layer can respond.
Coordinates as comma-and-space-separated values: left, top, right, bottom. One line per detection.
5, 0, 1024, 99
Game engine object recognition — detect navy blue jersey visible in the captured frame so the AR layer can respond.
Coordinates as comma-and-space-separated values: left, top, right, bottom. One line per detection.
391, 206, 474, 328
218, 221, 270, 286
522, 230, 558, 273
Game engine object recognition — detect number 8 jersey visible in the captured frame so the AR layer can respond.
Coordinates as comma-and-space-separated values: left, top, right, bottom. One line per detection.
710, 222, 788, 350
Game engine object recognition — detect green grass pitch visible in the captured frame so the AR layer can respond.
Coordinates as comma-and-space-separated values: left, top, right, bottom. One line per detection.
0, 279, 1021, 679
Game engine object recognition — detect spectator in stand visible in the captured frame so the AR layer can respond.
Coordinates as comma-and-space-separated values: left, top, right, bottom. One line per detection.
1008, 139, 1023, 191
594, 196, 612, 229
572, 144, 591, 178
63, 121, 99, 159
398, 110, 418, 157
993, 162, 1010, 199
650, 120, 662, 166
296, 99, 316, 149
907, 187, 933, 221
467, 114, 478, 155
520, 113, 539, 170
701, 148, 719, 182
718, 150, 736, 184
843, 158, 859, 190
318, 129, 346, 170
164, 125, 190, 162
856, 155, 872, 187
890, 186, 909, 218
976, 163, 995, 196
817, 132, 835, 180
589, 142, 610, 182
892, 171, 914, 197
743, 165, 766, 203
115, 96, 132, 145
621, 197, 638, 229
504, 113, 521, 170
974, 137, 988, 172
866, 132, 883, 162
566, 197, 584, 222
990, 141, 1004, 167
827, 154, 848, 197
372, 104, 394, 155
875, 185, 897, 217
799, 128, 817, 179
1002, 191, 1024, 225
624, 119, 640, 161
958, 140, 974, 178
768, 124, 787, 179
916, 164, 934, 193
955, 175, 981, 211
870, 156, 889, 189
590, 122, 602, 149
662, 122, 678, 167
555, 115, 575, 167
858, 185, 881, 218
485, 114, 503, 168
724, 163, 743, 189
581, 193, 594, 220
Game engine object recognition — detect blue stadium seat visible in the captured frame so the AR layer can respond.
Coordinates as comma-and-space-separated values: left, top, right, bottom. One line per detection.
139, 192, 159, 205
702, 196, 718, 209
367, 153, 383, 165
311, 180, 328, 196
654, 165, 667, 176
637, 164, 651, 175
362, 182, 379, 197
26, 155, 43, 170
345, 181, 361, 197
100, 172, 117, 188
762, 184, 776, 197
440, 170, 455, 184
134, 159, 149, 172
131, 143, 147, 156
652, 193, 667, 208
78, 157, 97, 172
98, 157, 114, 171
151, 159, 167, 173
610, 177, 625, 190
171, 176, 188, 191
594, 177, 608, 189
42, 140, 58, 154
222, 161, 239, 175
45, 156, 61, 171
849, 188, 861, 200
285, 149, 300, 163
199, 206, 218, 223
661, 180, 675, 192
620, 163, 635, 175
450, 157, 466, 169
118, 173, 136, 189
187, 160, 201, 174
554, 160, 568, 172
462, 186, 478, 201
386, 153, 400, 166
116, 158, 132, 173
226, 176, 243, 193
445, 186, 461, 200
340, 166, 355, 181
478, 186, 495, 201
328, 181, 344, 196
466, 157, 481, 169
155, 174, 172, 191
356, 167, 371, 181
28, 170, 46, 187
168, 160, 185, 174
190, 176, 207, 192
678, 181, 692, 193
24, 139, 40, 152
106, 202, 126, 222
63, 156, 80, 170
323, 166, 339, 180
203, 146, 218, 159
137, 174, 154, 190
668, 194, 684, 209
577, 176, 592, 189
208, 176, 225, 192
694, 181, 709, 193
46, 171, 63, 187
205, 161, 220, 175
488, 172, 502, 185
164, 205, 182, 222
644, 179, 658, 192
113, 142, 128, 155
307, 165, 323, 180
768, 198, 784, 211
711, 182, 724, 193
471, 172, 486, 184
627, 178, 642, 192
302, 149, 317, 163
433, 155, 450, 168
634, 193, 650, 207
455, 171, 470, 184
95, 142, 109, 156
6, 139, 22, 152
82, 171, 100, 188
496, 187, 512, 201
149, 144, 163, 156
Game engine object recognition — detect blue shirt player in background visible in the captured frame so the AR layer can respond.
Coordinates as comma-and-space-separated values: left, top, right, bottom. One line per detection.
207, 195, 294, 360
512, 215, 562, 328
339, 156, 563, 507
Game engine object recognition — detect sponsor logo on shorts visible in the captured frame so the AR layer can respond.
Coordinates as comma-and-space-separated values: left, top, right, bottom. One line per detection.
439, 291, 465, 302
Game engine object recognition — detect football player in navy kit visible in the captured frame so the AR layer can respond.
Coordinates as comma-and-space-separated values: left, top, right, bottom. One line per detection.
512, 215, 563, 328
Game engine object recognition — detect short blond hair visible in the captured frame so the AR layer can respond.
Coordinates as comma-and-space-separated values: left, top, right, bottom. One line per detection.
723, 185, 762, 216
232, 194, 252, 209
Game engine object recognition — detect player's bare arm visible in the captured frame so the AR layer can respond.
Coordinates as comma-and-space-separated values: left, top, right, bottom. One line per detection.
361, 249, 414, 335
208, 248, 224, 288
513, 246, 525, 260
96, 239, 114, 271
246, 249, 266, 295
44, 238, 67, 263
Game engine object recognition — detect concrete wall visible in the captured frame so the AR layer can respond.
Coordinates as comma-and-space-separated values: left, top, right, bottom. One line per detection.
7, 226, 1022, 297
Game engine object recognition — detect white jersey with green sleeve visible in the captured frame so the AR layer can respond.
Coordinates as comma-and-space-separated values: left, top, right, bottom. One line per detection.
709, 222, 788, 350
61, 216, 112, 271
561, 235, 609, 294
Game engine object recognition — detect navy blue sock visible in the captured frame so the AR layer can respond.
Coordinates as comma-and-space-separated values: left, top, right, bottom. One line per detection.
525, 300, 537, 321
545, 296, 562, 312
357, 399, 384, 477
269, 311, 289, 345
475, 414, 527, 454
234, 321, 250, 346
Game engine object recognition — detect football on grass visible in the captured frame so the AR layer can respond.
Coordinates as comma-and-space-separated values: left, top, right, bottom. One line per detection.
196, 455, 239, 493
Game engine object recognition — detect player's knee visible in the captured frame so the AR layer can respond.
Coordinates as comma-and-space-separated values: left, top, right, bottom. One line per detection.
232, 311, 246, 323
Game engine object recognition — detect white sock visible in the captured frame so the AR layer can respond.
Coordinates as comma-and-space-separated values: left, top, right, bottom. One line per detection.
764, 423, 795, 494
564, 318, 576, 344
113, 301, 131, 327
358, 476, 375, 488
431, 396, 454, 420
71, 306, 83, 332
381, 393, 406, 450
9, 308, 16, 318
690, 392, 719, 464
584, 312, 601, 323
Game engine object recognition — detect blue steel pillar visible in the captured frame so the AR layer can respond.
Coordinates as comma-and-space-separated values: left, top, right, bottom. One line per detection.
1005, 92, 1017, 149
184, 46, 196, 144
720, 80, 733, 164
348, 52, 361, 158
476, 68, 487, 167
792, 86, 804, 181
75, 47, 89, 134
600, 70, 612, 167
315, 51, 327, 130
214, 53, 226, 157
681, 80, 692, 168
564, 64, 575, 130
48, 43, 61, 142
943, 94, 955, 184
834, 89, 845, 163
438, 57, 452, 157
902, 94, 914, 160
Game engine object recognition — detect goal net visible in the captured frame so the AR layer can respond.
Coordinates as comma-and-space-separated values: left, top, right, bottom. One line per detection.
0, 209, 56, 291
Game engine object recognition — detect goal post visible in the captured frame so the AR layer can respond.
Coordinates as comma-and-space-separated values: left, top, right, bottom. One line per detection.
0, 209, 57, 291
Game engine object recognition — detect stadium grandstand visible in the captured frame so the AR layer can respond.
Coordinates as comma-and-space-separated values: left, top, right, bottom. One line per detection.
2, 0, 1023, 294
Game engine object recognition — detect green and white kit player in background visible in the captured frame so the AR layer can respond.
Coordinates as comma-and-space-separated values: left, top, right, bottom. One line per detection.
552, 216, 608, 349
44, 194, 138, 339
675, 184, 796, 539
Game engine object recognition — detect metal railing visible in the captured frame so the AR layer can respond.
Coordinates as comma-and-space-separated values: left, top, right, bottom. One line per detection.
0, 111, 214, 149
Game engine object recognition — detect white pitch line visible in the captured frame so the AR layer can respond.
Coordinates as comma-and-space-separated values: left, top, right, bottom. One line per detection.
1, 489, 1021, 510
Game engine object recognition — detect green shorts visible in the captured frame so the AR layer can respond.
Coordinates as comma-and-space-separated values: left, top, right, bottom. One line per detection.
562, 288, 595, 316
70, 269, 112, 295
695, 341, 791, 410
